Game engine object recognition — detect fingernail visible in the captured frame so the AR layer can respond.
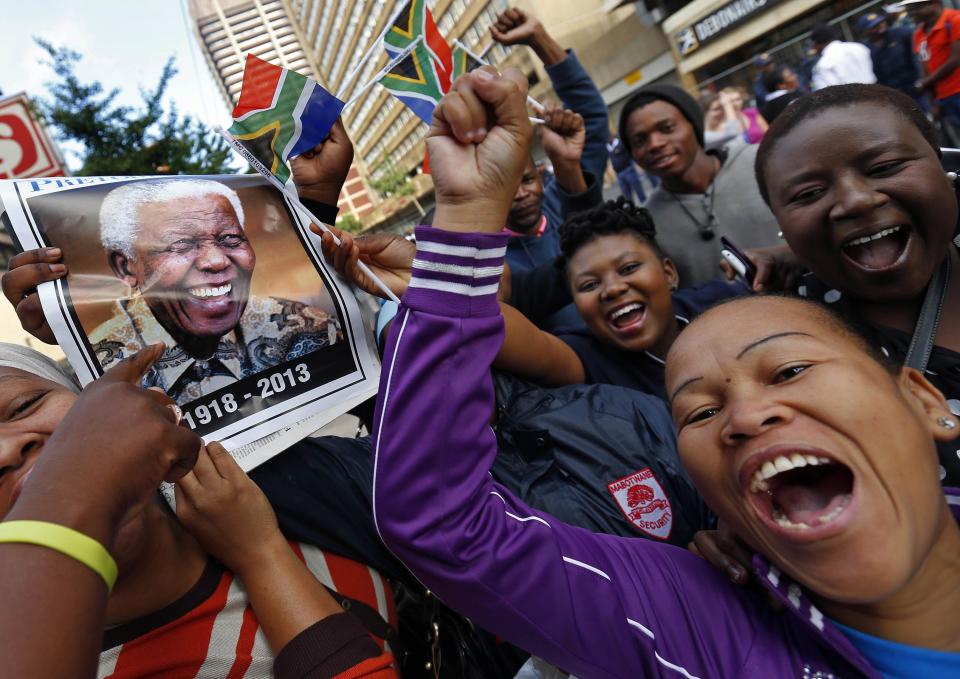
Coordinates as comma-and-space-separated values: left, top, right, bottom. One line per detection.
49, 263, 66, 274
474, 128, 487, 138
475, 69, 493, 82
167, 403, 183, 425
47, 247, 61, 257
727, 566, 744, 582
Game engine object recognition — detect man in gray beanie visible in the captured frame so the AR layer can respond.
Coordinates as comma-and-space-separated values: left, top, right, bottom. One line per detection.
617, 84, 781, 287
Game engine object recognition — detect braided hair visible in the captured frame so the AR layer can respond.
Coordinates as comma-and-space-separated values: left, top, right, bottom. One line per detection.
557, 197, 664, 269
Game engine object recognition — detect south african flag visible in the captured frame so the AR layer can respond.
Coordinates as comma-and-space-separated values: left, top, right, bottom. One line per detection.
379, 38, 445, 124
451, 41, 485, 80
227, 54, 344, 184
384, 0, 452, 94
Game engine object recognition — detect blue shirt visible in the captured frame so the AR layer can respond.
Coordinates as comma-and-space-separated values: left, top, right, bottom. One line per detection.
559, 280, 745, 399
835, 622, 960, 678
505, 50, 609, 333
864, 26, 920, 96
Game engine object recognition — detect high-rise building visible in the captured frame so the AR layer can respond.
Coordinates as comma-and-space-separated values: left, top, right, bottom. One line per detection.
285, 0, 675, 228
286, 0, 530, 184
187, 0, 377, 222
189, 0, 677, 229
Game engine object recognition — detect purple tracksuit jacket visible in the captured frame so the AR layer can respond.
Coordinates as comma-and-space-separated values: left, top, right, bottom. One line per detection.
371, 226, 960, 679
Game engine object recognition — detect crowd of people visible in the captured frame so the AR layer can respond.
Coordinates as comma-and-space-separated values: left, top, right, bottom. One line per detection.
2, 3, 960, 678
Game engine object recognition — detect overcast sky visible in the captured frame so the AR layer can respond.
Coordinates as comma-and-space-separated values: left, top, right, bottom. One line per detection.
0, 0, 235, 169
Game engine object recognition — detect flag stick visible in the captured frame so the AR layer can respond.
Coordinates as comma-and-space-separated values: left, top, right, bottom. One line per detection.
215, 126, 402, 305
337, 0, 413, 100
343, 37, 423, 110
478, 41, 494, 60
529, 117, 545, 125
453, 39, 546, 111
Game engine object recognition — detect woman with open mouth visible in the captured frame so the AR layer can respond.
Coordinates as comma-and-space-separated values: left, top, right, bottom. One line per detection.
755, 83, 960, 487
372, 68, 960, 678
0, 344, 398, 678
374, 284, 960, 677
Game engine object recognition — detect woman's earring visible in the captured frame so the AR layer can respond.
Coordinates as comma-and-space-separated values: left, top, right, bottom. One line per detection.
938, 416, 957, 430
947, 171, 958, 185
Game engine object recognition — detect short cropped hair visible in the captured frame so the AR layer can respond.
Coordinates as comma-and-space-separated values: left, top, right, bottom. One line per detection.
100, 178, 246, 258
558, 198, 664, 268
754, 84, 939, 204
762, 65, 790, 93
676, 293, 898, 375
810, 23, 836, 45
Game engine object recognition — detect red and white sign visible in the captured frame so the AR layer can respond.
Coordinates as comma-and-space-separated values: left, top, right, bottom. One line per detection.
0, 93, 68, 180
608, 468, 673, 540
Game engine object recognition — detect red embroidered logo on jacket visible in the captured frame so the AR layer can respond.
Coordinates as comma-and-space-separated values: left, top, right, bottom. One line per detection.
608, 468, 673, 540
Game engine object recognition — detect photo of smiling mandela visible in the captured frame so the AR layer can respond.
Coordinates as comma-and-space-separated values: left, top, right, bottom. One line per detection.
86, 178, 341, 405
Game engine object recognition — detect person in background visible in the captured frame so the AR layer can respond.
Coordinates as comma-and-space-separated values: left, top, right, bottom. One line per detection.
720, 86, 768, 143
751, 52, 776, 104
607, 133, 649, 204
490, 7, 609, 330
617, 84, 781, 287
798, 41, 821, 87
810, 23, 877, 90
760, 64, 805, 123
904, 0, 960, 128
857, 11, 923, 102
701, 91, 748, 151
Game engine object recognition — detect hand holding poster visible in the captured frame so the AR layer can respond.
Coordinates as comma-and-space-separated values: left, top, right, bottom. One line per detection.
0, 174, 380, 455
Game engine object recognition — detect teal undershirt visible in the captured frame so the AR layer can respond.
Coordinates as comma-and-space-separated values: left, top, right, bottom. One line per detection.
834, 621, 960, 678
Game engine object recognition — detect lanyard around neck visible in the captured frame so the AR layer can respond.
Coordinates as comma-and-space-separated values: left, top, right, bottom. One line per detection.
905, 254, 952, 372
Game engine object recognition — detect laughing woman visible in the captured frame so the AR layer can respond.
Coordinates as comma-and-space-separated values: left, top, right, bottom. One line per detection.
753, 84, 960, 485
0, 344, 398, 678
371, 66, 960, 677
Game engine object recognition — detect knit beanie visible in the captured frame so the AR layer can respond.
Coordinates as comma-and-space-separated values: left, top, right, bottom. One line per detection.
618, 84, 705, 151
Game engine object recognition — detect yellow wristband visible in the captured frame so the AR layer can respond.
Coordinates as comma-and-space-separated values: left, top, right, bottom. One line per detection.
0, 520, 118, 593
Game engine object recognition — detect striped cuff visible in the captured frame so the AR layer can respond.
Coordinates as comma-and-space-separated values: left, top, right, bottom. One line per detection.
403, 225, 508, 317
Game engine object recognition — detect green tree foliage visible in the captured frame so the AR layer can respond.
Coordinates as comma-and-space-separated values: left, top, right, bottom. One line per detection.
336, 214, 362, 233
368, 157, 415, 199
33, 39, 234, 176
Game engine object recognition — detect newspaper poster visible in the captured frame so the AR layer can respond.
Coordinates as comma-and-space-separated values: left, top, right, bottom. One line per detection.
0, 174, 380, 456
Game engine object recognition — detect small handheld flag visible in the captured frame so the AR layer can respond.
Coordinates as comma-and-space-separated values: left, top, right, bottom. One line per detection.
451, 41, 485, 80
379, 38, 445, 124
221, 55, 400, 304
228, 55, 345, 185
385, 0, 452, 91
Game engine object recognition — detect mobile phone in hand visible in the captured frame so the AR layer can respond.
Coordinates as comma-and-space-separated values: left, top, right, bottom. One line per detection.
720, 236, 757, 286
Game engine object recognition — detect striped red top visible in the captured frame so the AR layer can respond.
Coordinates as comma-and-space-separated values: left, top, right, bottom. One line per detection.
98, 543, 395, 678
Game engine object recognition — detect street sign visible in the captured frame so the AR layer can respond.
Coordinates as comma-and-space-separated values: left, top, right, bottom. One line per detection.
0, 92, 68, 179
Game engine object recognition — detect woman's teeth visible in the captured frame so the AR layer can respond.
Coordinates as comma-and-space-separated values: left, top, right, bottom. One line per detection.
772, 495, 850, 530
189, 283, 232, 298
749, 454, 832, 493
609, 303, 644, 321
842, 225, 902, 249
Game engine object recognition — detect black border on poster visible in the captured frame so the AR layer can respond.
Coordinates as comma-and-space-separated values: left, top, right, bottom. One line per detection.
12, 176, 369, 440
